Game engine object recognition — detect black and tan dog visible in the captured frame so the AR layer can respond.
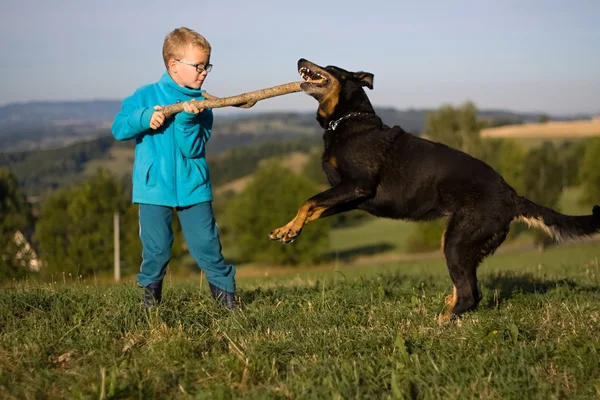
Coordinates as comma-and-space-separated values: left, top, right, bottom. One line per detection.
269, 58, 600, 319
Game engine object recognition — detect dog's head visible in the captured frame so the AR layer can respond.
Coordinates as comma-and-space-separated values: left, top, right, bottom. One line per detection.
297, 58, 375, 129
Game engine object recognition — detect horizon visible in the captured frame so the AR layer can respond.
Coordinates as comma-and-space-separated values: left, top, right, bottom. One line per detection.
0, 97, 595, 119
1, 1, 599, 115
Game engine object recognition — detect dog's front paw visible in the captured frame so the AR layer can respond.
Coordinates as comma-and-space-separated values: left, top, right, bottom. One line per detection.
268, 224, 301, 244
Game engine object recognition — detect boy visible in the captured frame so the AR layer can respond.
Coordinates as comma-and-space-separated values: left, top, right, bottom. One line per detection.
112, 27, 236, 309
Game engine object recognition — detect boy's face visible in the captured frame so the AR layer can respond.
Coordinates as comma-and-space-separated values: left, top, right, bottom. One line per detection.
169, 45, 211, 90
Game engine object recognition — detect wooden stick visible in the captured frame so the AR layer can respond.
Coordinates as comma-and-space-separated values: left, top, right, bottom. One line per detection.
161, 81, 303, 118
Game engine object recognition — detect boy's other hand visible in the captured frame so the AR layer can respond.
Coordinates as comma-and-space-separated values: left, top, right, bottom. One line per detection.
150, 106, 165, 130
182, 100, 204, 114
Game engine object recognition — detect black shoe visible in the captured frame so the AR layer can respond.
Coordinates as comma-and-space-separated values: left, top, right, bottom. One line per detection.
144, 281, 163, 308
209, 282, 236, 309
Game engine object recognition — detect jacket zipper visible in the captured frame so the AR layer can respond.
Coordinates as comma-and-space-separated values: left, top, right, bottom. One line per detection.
174, 100, 179, 207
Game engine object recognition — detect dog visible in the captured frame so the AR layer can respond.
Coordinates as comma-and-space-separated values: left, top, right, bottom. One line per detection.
268, 58, 600, 319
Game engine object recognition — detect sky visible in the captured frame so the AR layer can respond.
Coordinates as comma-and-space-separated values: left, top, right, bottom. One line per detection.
1, 0, 599, 115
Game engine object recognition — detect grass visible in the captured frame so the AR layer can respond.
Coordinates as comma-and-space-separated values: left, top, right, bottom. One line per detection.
329, 216, 416, 254
2, 241, 600, 399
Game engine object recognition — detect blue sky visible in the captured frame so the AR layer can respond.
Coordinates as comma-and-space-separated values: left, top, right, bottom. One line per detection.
1, 0, 599, 114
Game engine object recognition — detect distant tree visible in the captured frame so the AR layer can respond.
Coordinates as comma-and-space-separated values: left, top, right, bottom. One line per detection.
35, 169, 126, 277
578, 137, 600, 207
521, 142, 564, 248
554, 140, 585, 188
537, 114, 551, 123
226, 160, 331, 265
481, 138, 527, 194
0, 168, 35, 280
487, 117, 524, 128
301, 149, 329, 186
478, 138, 530, 241
120, 202, 143, 274
522, 142, 564, 209
425, 101, 488, 158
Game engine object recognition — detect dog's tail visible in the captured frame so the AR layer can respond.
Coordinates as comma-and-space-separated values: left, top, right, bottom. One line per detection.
514, 196, 600, 242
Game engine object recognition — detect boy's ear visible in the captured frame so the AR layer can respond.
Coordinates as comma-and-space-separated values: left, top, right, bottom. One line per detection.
167, 58, 178, 72
352, 72, 374, 90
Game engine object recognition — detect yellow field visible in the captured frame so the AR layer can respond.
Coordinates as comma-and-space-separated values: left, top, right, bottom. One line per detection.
481, 118, 600, 139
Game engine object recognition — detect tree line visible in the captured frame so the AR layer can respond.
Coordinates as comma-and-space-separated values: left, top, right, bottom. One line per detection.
2, 102, 600, 282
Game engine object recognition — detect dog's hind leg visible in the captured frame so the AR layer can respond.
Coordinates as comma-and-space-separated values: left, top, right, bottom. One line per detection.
440, 213, 510, 321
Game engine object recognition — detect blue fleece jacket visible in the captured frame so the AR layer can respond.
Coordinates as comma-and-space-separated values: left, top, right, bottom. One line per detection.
112, 72, 214, 207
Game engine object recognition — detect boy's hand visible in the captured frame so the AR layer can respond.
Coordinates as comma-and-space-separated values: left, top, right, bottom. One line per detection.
182, 100, 204, 115
150, 106, 165, 130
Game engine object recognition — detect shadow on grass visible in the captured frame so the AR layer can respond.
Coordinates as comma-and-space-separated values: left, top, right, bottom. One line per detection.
481, 272, 598, 308
237, 270, 600, 309
322, 242, 395, 263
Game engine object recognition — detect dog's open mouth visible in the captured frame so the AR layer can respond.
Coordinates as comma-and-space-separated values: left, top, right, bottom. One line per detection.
299, 67, 328, 86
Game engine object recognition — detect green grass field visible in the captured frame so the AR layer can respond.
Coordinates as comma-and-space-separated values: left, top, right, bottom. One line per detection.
2, 240, 600, 399
324, 185, 592, 258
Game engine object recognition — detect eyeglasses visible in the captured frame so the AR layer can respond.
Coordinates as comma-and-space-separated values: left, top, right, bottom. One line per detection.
175, 59, 213, 73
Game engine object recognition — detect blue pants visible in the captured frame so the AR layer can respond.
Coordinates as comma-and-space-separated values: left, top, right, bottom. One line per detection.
136, 202, 235, 293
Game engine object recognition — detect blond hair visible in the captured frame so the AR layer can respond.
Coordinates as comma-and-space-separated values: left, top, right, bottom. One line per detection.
162, 27, 211, 68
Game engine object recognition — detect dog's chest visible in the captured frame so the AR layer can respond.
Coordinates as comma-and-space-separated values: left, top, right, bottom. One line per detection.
321, 131, 338, 163
320, 142, 342, 185
321, 150, 341, 186
320, 129, 375, 185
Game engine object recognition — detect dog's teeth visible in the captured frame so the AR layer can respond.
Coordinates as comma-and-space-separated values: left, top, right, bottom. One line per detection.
299, 66, 327, 84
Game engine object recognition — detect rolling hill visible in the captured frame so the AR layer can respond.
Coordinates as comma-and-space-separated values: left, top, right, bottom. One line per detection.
1, 99, 597, 202
2, 99, 588, 152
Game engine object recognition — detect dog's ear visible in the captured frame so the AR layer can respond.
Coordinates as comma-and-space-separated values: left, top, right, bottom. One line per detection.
352, 72, 374, 90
